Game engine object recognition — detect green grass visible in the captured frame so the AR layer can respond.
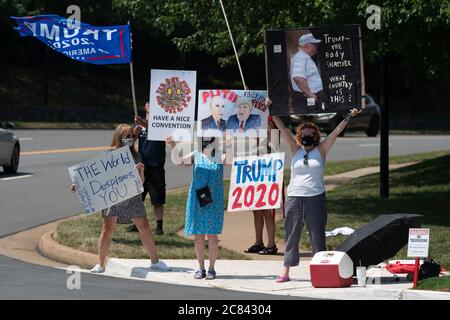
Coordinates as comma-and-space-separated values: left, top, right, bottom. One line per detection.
416, 276, 450, 292
56, 187, 248, 260
323, 150, 450, 176
276, 151, 450, 268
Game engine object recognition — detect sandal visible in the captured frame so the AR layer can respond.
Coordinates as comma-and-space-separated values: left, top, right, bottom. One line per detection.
244, 243, 265, 253
259, 245, 278, 255
276, 275, 290, 283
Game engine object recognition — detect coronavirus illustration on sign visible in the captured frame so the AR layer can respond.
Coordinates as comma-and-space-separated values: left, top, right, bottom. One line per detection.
156, 77, 192, 113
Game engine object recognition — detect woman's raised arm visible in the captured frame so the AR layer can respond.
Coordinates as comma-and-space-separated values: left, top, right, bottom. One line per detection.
266, 98, 300, 155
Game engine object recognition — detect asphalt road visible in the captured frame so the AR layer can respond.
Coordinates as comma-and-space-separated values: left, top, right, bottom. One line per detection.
0, 255, 303, 300
1, 129, 450, 299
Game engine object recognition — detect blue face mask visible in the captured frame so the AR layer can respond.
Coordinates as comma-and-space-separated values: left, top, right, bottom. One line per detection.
121, 138, 134, 147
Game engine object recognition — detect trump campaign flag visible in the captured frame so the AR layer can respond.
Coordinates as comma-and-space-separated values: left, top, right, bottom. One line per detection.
11, 15, 131, 64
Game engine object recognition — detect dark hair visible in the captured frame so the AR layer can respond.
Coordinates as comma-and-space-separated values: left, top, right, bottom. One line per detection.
295, 122, 321, 147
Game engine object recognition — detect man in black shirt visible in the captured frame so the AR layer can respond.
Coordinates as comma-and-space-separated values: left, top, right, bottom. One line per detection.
129, 103, 166, 235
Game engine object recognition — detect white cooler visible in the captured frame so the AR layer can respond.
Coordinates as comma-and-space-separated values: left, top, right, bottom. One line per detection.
309, 251, 354, 288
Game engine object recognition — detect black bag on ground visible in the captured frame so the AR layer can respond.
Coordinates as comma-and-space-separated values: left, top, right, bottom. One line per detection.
418, 259, 441, 280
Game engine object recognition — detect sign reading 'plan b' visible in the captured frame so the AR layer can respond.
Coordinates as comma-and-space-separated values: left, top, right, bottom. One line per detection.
68, 147, 143, 214
148, 69, 197, 141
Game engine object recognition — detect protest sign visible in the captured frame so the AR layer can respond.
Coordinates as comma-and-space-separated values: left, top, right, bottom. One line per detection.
68, 147, 143, 214
148, 70, 197, 141
11, 15, 131, 64
265, 24, 364, 115
227, 152, 285, 212
407, 228, 430, 258
197, 90, 268, 137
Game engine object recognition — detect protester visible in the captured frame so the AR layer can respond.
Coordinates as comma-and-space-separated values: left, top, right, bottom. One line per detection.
70, 124, 170, 273
130, 102, 167, 235
245, 118, 278, 255
167, 136, 229, 280
267, 98, 359, 282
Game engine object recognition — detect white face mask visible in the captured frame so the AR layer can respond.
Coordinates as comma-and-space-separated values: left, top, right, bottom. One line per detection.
121, 138, 134, 147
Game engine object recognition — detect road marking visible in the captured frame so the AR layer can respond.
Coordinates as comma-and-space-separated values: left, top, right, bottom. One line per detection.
1, 174, 33, 181
19, 137, 34, 141
21, 146, 108, 156
358, 143, 392, 147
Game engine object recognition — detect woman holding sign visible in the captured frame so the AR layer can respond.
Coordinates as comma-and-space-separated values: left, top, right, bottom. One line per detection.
267, 99, 359, 283
167, 136, 228, 280
70, 124, 170, 273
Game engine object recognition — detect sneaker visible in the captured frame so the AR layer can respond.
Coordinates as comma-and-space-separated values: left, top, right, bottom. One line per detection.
194, 269, 206, 279
206, 270, 216, 280
150, 260, 171, 271
154, 227, 164, 235
127, 224, 138, 232
90, 264, 105, 273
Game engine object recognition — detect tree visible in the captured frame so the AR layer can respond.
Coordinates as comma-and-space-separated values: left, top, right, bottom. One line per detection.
113, 0, 450, 80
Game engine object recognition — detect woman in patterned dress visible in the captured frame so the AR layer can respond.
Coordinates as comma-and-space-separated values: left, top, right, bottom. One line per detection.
167, 136, 228, 280
70, 124, 170, 273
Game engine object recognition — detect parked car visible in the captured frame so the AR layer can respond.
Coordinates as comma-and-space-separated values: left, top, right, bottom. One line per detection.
0, 122, 20, 173
289, 95, 380, 137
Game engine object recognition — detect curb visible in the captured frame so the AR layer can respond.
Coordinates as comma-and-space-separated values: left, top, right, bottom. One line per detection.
400, 289, 450, 300
38, 230, 101, 269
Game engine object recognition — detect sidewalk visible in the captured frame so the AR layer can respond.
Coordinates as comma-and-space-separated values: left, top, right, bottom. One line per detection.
63, 258, 450, 300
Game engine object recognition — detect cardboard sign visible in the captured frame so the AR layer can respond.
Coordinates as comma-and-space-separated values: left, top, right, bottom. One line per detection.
227, 152, 285, 212
68, 147, 143, 214
197, 90, 268, 137
148, 69, 197, 141
407, 228, 430, 258
265, 24, 364, 115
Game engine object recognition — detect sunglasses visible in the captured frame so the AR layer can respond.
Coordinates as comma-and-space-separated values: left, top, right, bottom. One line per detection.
303, 153, 309, 166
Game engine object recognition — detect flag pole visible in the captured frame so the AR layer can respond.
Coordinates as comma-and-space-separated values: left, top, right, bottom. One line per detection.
128, 21, 138, 117
219, 0, 248, 90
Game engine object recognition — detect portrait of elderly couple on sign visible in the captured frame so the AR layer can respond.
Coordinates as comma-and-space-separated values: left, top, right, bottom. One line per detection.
199, 92, 268, 137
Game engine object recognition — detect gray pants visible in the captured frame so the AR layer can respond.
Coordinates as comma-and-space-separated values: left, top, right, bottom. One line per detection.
284, 193, 327, 267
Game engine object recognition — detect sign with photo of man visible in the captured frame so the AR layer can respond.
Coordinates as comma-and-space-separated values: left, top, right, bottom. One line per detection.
197, 90, 268, 137
265, 25, 364, 115
148, 69, 197, 141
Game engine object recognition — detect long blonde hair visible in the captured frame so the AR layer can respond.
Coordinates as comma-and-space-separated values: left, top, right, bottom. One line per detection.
110, 124, 136, 152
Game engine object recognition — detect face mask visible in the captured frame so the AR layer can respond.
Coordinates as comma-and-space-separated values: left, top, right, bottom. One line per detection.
301, 135, 315, 147
121, 138, 134, 147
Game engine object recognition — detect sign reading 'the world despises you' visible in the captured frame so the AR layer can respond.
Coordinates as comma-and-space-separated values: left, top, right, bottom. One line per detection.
68, 147, 143, 214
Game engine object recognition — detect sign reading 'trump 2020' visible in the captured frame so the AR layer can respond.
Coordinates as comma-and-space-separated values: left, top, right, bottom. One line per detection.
227, 153, 285, 212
